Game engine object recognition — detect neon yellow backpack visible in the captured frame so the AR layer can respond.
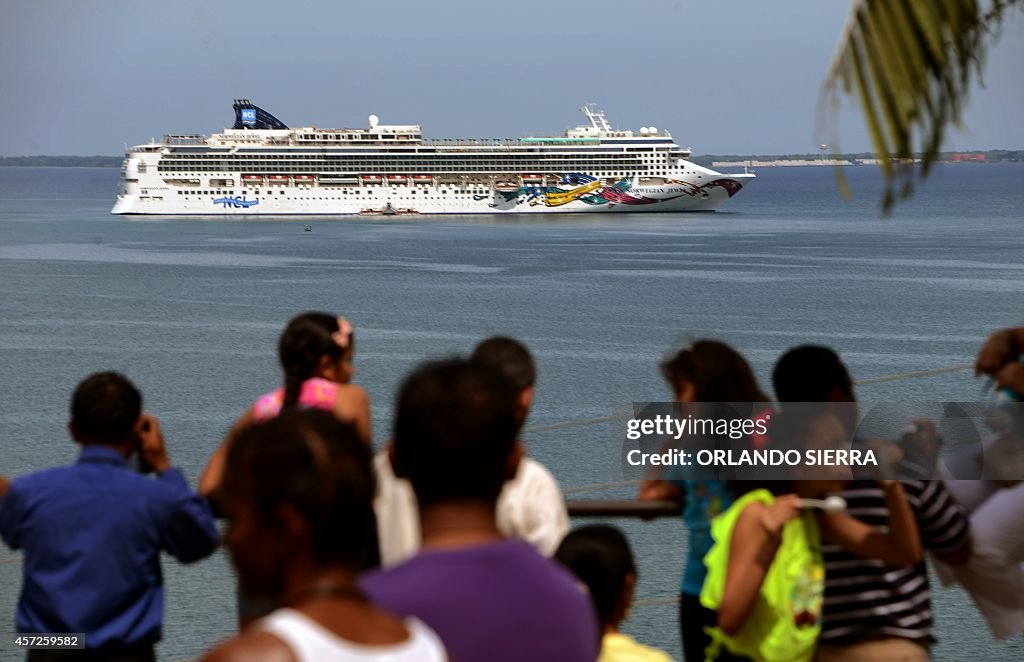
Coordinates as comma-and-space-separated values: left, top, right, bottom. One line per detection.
699, 489, 824, 662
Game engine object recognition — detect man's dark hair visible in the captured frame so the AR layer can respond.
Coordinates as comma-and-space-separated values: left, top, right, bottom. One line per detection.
471, 336, 536, 391
555, 525, 635, 626
224, 410, 376, 569
70, 372, 142, 443
393, 357, 519, 506
772, 345, 854, 403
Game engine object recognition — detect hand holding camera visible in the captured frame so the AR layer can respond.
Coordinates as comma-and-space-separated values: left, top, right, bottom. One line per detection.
135, 413, 170, 474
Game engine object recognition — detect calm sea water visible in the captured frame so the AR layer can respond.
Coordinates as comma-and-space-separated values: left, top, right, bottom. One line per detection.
1, 164, 1023, 660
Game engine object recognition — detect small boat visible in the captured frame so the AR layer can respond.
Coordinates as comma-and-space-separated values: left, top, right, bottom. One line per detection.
359, 203, 419, 216
361, 175, 383, 184
387, 175, 408, 184
268, 174, 289, 183
294, 175, 314, 185
242, 174, 264, 182
412, 175, 433, 183
495, 181, 519, 192
523, 174, 543, 182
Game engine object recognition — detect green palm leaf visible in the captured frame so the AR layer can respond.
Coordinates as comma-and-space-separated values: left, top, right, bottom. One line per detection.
822, 0, 1019, 212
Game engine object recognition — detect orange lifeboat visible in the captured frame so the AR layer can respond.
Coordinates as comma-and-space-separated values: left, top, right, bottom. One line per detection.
387, 174, 408, 184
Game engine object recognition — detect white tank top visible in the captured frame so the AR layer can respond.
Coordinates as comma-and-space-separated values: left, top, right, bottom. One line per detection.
259, 608, 447, 661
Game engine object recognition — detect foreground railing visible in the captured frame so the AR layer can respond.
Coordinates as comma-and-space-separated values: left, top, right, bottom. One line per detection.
566, 499, 681, 518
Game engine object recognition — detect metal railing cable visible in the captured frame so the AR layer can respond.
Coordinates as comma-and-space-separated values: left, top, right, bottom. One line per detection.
853, 363, 972, 385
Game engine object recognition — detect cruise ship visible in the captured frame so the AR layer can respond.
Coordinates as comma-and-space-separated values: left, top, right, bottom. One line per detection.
111, 100, 754, 216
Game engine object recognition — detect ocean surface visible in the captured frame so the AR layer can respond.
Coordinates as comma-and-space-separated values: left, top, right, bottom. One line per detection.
1, 163, 1022, 661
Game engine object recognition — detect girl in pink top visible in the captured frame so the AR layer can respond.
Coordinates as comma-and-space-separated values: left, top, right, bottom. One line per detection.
200, 312, 371, 499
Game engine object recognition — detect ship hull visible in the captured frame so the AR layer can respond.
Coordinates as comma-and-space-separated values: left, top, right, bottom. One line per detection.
111, 173, 754, 216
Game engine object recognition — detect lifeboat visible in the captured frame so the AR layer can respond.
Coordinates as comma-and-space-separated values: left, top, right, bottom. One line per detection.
242, 174, 264, 183
361, 175, 383, 184
413, 175, 433, 183
522, 174, 543, 182
495, 182, 519, 192
387, 174, 408, 184
268, 174, 289, 183
294, 175, 314, 185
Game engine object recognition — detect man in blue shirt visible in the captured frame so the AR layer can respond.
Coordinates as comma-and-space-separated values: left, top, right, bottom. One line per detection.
0, 372, 219, 661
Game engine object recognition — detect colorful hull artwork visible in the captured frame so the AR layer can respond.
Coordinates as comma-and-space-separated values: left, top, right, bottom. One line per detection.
492, 174, 744, 210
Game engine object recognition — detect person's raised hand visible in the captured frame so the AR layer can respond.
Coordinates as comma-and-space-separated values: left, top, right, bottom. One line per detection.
760, 494, 801, 539
995, 363, 1024, 396
136, 413, 171, 474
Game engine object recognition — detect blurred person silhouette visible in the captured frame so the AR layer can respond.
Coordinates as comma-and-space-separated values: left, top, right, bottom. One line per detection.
362, 357, 599, 662
201, 410, 446, 662
932, 327, 1024, 639
556, 524, 675, 662
375, 336, 568, 565
701, 409, 921, 662
0, 372, 219, 661
636, 339, 772, 662
773, 345, 971, 661
198, 311, 375, 626
201, 311, 371, 500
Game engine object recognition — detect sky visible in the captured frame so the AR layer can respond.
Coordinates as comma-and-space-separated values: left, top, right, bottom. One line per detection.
1, 0, 1021, 156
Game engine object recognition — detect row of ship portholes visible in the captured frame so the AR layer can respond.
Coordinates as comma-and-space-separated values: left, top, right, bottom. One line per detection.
178, 192, 492, 200
177, 189, 494, 196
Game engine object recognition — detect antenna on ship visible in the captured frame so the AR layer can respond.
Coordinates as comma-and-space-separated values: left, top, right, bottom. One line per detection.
580, 103, 611, 132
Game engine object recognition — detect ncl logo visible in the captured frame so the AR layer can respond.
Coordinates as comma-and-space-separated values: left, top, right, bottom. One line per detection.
213, 196, 259, 209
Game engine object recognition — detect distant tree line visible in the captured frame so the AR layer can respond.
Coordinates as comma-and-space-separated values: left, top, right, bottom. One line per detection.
690, 150, 1023, 167
0, 156, 121, 167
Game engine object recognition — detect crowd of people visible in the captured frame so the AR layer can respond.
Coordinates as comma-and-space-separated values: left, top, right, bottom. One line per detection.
1, 312, 1022, 661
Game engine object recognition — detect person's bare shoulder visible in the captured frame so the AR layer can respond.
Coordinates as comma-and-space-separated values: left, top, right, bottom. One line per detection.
337, 382, 369, 402
201, 632, 296, 662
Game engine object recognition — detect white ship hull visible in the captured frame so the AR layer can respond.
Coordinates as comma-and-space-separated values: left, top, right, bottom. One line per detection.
112, 101, 753, 217
111, 173, 753, 216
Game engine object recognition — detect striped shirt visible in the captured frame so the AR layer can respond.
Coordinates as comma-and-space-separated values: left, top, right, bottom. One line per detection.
820, 479, 971, 644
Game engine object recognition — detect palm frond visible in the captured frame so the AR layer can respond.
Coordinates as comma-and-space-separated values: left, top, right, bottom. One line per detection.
821, 0, 1019, 213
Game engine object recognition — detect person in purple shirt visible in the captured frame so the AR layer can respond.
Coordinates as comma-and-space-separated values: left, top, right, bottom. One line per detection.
362, 357, 600, 662
0, 372, 219, 661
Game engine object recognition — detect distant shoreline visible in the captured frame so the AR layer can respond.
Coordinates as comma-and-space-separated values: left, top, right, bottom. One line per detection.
0, 156, 123, 168
2, 152, 1021, 169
